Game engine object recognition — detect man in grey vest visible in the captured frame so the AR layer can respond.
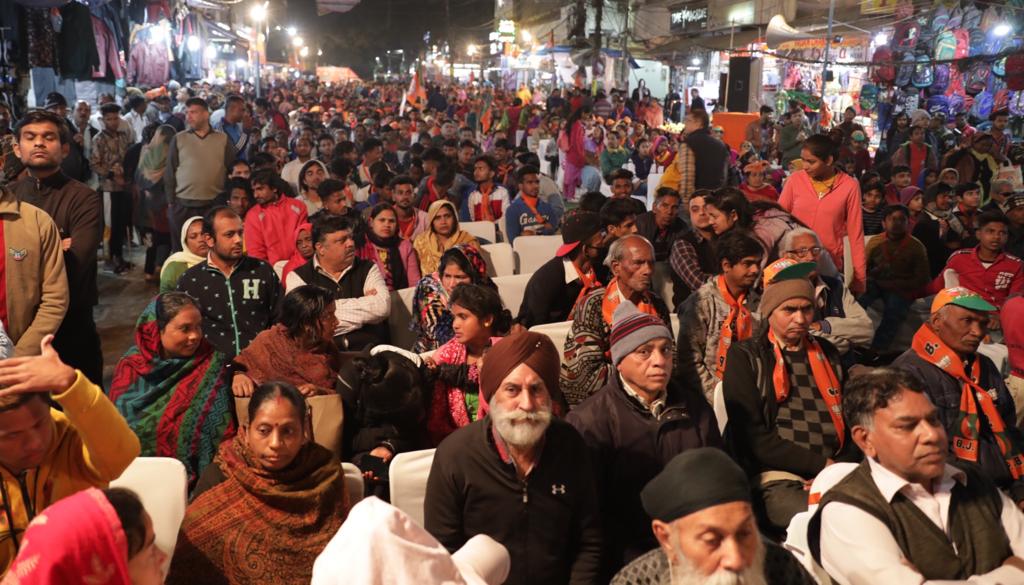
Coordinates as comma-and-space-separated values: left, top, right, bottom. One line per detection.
812, 368, 1024, 584
165, 97, 236, 252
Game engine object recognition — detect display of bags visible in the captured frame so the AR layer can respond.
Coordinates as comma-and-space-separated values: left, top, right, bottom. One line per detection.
871, 46, 896, 84
895, 53, 917, 87
913, 54, 935, 88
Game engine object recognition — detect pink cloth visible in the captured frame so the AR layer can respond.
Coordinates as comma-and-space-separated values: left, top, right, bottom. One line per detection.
244, 196, 309, 265
779, 170, 866, 290
356, 238, 421, 291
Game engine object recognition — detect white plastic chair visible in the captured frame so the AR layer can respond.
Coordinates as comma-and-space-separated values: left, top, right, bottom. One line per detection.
512, 235, 561, 274
712, 381, 728, 436
653, 262, 675, 310
389, 287, 418, 350
480, 243, 516, 277
647, 173, 664, 209
492, 273, 534, 317
389, 448, 437, 528
110, 457, 187, 576
461, 221, 498, 244
529, 321, 573, 366
273, 259, 287, 281
341, 462, 365, 505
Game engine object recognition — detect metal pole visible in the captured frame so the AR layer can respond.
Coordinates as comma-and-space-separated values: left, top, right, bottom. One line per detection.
821, 0, 836, 98
593, 0, 603, 95
255, 28, 261, 99
620, 0, 630, 90
724, 21, 735, 111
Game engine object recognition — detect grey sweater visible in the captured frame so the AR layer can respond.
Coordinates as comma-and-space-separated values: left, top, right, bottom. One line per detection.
165, 128, 235, 205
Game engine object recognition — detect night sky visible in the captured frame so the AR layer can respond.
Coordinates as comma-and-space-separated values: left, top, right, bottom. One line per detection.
280, 0, 494, 78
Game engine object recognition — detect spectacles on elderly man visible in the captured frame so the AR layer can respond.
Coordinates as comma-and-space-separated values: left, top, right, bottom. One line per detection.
785, 246, 821, 260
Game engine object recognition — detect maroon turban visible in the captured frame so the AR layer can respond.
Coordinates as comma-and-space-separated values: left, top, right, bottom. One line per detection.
479, 331, 564, 414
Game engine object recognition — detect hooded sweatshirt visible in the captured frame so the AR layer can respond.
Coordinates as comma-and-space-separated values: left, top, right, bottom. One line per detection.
245, 194, 310, 265
159, 216, 206, 292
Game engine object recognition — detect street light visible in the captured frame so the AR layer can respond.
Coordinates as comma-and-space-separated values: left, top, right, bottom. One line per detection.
250, 1, 268, 98
249, 3, 266, 21
467, 44, 478, 56
286, 26, 297, 37
995, 23, 1013, 37
292, 36, 304, 48
300, 46, 309, 58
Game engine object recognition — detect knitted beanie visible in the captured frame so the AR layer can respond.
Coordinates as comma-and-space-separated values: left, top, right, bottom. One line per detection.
609, 301, 673, 366
758, 278, 816, 318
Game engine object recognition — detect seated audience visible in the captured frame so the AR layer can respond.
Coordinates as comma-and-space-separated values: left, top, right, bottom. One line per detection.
461, 155, 511, 222
635, 188, 685, 262
391, 174, 429, 240
916, 182, 965, 276
813, 368, 1024, 585
225, 177, 253, 218
677, 231, 764, 402
0, 336, 141, 572
178, 207, 280, 357
426, 283, 510, 445
779, 228, 873, 356
505, 165, 562, 242
570, 302, 721, 579
884, 165, 913, 205
110, 293, 234, 487
1007, 194, 1024, 258
860, 182, 886, 236
934, 211, 1024, 313
414, 200, 479, 275
245, 169, 309, 265
561, 235, 671, 406
412, 244, 492, 353
669, 190, 718, 308
297, 159, 329, 215
723, 271, 854, 534
169, 382, 349, 585
160, 216, 208, 293
739, 160, 779, 202
280, 221, 314, 284
893, 288, 1024, 505
860, 205, 930, 351
612, 449, 816, 585
425, 332, 598, 585
285, 215, 390, 350
607, 168, 646, 216
953, 182, 982, 246
517, 210, 604, 328
5, 487, 166, 584
311, 179, 363, 226
357, 203, 421, 291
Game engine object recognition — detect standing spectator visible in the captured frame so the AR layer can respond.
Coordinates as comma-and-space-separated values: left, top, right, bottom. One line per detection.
177, 207, 280, 357
165, 97, 236, 251
834, 107, 865, 148
505, 166, 561, 243
569, 301, 721, 579
123, 95, 148, 143
778, 111, 809, 167
659, 108, 729, 197
357, 203, 421, 292
635, 188, 685, 261
424, 332, 601, 585
137, 124, 176, 283
689, 88, 705, 111
91, 102, 134, 274
860, 205, 930, 351
561, 106, 592, 200
0, 186, 67, 356
779, 135, 866, 294
745, 105, 775, 160
1007, 194, 1024, 258
216, 94, 250, 162
11, 110, 104, 384
42, 93, 90, 183
934, 211, 1024, 313
245, 169, 309, 265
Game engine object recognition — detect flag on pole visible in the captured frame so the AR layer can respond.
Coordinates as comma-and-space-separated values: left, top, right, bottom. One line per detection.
406, 69, 427, 111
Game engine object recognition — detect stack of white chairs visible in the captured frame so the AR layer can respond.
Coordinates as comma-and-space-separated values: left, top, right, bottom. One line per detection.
513, 235, 561, 274
461, 221, 497, 244
492, 273, 533, 318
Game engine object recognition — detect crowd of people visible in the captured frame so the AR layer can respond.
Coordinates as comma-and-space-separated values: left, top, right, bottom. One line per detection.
2, 75, 1024, 585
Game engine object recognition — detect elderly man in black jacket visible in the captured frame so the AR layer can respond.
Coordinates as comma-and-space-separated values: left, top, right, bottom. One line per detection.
569, 301, 721, 581
723, 270, 855, 535
425, 331, 601, 585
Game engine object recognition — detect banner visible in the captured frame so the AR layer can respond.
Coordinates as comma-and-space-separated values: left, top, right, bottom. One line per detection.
317, 0, 360, 15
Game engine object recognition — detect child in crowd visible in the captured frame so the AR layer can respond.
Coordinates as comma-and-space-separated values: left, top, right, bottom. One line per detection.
885, 165, 913, 205
630, 138, 653, 181
600, 130, 630, 177
739, 161, 779, 202
954, 182, 982, 247
861, 182, 887, 236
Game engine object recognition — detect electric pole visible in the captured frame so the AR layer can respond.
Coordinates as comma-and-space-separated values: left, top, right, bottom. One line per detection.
621, 0, 630, 90
592, 0, 603, 95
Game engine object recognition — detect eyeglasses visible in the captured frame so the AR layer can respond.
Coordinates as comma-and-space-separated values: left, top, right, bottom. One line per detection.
785, 246, 822, 259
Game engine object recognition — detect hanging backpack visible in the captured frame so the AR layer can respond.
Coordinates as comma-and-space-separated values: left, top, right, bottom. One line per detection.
995, 57, 1008, 78
981, 5, 1002, 31
966, 62, 990, 95
927, 94, 951, 117
895, 53, 917, 87
971, 90, 995, 119
995, 89, 1011, 113
934, 30, 957, 61
962, 3, 983, 31
968, 30, 988, 58
945, 6, 964, 30
930, 64, 951, 94
1007, 53, 1024, 91
860, 83, 880, 111
893, 21, 920, 50
953, 30, 970, 60
932, 5, 950, 33
948, 93, 967, 116
1010, 91, 1024, 117
913, 54, 934, 88
871, 46, 896, 84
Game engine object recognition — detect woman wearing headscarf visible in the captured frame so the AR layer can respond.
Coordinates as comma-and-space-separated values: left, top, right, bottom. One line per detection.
168, 382, 349, 585
411, 244, 492, 353
413, 199, 478, 276
110, 293, 234, 488
280, 221, 314, 285
358, 203, 421, 291
160, 216, 208, 293
137, 124, 176, 283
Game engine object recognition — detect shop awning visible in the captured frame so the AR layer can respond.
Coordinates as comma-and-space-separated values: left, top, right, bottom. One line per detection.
317, 0, 360, 15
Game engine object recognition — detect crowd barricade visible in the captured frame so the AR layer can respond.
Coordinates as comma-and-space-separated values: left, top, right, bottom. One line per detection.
341, 462, 365, 506
480, 243, 516, 277
389, 286, 418, 350
492, 273, 533, 318
513, 235, 561, 274
529, 321, 573, 366
111, 457, 187, 575
461, 221, 497, 244
389, 448, 437, 528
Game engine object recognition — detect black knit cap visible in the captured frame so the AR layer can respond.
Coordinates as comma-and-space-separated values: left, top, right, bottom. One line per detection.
640, 448, 751, 522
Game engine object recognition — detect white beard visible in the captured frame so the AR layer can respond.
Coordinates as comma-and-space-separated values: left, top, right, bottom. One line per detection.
668, 534, 768, 585
491, 400, 552, 448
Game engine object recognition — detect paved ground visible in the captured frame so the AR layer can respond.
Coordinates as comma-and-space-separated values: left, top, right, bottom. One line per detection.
96, 246, 156, 389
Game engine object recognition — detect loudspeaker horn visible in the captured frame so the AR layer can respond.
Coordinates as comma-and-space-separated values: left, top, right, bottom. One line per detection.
766, 14, 817, 49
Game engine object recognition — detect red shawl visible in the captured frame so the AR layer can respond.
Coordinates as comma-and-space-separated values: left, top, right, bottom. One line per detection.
234, 324, 339, 392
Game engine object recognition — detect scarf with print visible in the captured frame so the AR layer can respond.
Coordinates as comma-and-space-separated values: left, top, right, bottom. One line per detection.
768, 329, 845, 450
601, 278, 659, 326
714, 275, 753, 379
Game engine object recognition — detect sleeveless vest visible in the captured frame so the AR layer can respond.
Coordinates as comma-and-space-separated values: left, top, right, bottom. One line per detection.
293, 258, 390, 349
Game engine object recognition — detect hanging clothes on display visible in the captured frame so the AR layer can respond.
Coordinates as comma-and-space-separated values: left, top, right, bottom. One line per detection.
174, 13, 205, 81
25, 8, 59, 70
58, 1, 100, 80
91, 14, 125, 81
128, 24, 171, 88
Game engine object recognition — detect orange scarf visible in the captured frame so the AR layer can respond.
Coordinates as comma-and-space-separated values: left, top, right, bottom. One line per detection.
768, 329, 845, 450
520, 193, 547, 225
601, 278, 659, 326
569, 260, 602, 320
478, 182, 495, 221
714, 275, 753, 379
912, 324, 1024, 479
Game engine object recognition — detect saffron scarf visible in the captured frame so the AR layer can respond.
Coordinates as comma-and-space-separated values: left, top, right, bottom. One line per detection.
569, 260, 602, 319
911, 324, 1024, 479
767, 329, 845, 450
110, 299, 234, 488
601, 278, 659, 326
5, 488, 131, 584
519, 193, 547, 225
714, 275, 753, 380
477, 182, 495, 221
168, 436, 349, 585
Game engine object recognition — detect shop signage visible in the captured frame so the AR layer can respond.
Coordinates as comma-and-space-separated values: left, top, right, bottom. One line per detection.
671, 2, 709, 33
498, 19, 516, 42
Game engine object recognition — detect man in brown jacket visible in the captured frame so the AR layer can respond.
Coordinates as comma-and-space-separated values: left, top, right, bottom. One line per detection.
0, 186, 67, 356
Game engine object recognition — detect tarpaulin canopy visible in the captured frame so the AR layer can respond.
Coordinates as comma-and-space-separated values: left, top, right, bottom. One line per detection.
316, 0, 360, 15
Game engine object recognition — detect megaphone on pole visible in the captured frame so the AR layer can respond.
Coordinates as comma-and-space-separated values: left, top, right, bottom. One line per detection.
766, 14, 817, 49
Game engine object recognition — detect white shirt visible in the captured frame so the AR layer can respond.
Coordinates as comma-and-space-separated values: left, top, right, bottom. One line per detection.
820, 458, 1024, 585
284, 256, 390, 337
281, 157, 309, 193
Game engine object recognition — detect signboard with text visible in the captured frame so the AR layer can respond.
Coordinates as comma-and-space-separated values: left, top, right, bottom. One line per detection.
671, 2, 709, 33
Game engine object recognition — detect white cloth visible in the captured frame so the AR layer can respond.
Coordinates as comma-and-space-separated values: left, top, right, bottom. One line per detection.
281, 157, 309, 193
819, 458, 1024, 585
284, 256, 390, 336
311, 496, 509, 585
